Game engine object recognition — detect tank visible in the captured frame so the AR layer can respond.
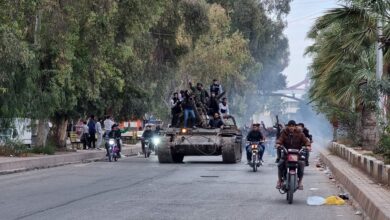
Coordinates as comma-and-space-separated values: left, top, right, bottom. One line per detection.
157, 115, 243, 163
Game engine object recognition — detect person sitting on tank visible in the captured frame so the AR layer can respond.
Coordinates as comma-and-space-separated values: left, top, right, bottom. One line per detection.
246, 123, 265, 165
141, 125, 154, 154
207, 92, 220, 116
208, 112, 224, 129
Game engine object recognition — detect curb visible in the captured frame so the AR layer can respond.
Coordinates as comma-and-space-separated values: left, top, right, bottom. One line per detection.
0, 145, 142, 175
319, 148, 390, 220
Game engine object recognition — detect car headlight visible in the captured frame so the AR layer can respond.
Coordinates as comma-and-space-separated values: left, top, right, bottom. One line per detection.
152, 137, 161, 145
108, 139, 115, 145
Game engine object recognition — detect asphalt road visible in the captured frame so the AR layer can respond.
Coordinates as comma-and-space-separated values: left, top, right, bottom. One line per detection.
0, 150, 361, 220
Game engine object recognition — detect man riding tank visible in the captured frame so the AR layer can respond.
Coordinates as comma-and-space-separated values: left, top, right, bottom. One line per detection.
210, 79, 223, 96
189, 82, 209, 105
182, 90, 197, 128
170, 92, 182, 128
245, 123, 266, 165
208, 112, 224, 129
219, 97, 230, 119
275, 120, 311, 190
207, 92, 220, 116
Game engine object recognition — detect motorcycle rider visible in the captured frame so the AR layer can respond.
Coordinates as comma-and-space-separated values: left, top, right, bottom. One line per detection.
246, 123, 265, 165
297, 123, 313, 166
141, 125, 154, 154
106, 124, 122, 158
275, 120, 311, 190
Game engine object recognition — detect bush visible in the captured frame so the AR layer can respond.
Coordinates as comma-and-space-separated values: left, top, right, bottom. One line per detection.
376, 134, 390, 164
31, 145, 55, 155
0, 140, 30, 157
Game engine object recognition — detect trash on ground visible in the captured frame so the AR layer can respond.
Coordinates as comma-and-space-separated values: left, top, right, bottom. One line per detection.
355, 211, 362, 215
325, 196, 346, 205
309, 188, 319, 191
307, 196, 326, 206
338, 193, 349, 200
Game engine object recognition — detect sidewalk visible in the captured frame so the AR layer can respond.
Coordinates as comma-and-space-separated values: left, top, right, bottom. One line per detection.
319, 147, 390, 220
0, 144, 141, 175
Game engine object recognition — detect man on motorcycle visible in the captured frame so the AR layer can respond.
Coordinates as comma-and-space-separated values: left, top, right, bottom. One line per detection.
246, 123, 265, 164
141, 125, 154, 154
106, 124, 122, 158
276, 120, 311, 190
297, 123, 313, 166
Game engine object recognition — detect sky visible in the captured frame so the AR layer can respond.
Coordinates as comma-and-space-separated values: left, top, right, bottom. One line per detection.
284, 0, 339, 87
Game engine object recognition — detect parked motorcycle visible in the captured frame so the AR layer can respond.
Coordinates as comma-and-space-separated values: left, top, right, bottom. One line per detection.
278, 146, 306, 204
107, 138, 120, 162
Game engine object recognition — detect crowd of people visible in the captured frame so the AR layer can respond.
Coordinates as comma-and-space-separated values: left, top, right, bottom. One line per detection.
170, 79, 230, 128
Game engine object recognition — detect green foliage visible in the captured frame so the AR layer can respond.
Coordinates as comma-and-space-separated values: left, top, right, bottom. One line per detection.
0, 140, 30, 157
376, 133, 390, 164
0, 0, 292, 144
31, 145, 55, 155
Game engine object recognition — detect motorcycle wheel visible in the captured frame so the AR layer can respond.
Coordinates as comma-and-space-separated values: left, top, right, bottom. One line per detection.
144, 147, 148, 158
287, 173, 296, 204
252, 154, 257, 172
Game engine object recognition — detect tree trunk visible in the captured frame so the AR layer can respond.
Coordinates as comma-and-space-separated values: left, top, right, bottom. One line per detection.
361, 106, 379, 150
35, 119, 50, 147
54, 117, 68, 148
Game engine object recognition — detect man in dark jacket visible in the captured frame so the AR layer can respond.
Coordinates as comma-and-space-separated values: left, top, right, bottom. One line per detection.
207, 92, 220, 116
276, 120, 311, 190
170, 92, 182, 127
245, 123, 265, 164
182, 91, 197, 128
208, 113, 224, 129
107, 124, 122, 157
87, 115, 96, 149
142, 125, 154, 153
210, 79, 223, 96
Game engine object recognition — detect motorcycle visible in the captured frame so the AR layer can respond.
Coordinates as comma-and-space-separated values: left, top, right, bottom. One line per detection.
144, 139, 152, 158
278, 146, 306, 204
143, 136, 161, 158
106, 138, 120, 162
247, 141, 263, 172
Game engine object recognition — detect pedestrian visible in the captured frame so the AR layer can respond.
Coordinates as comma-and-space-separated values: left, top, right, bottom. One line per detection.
87, 115, 96, 149
96, 117, 103, 150
81, 120, 90, 150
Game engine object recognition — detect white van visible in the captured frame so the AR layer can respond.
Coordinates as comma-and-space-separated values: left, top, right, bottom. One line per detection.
0, 118, 32, 146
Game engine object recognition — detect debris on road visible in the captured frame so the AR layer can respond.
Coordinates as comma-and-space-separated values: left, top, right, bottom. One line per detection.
307, 196, 326, 206
325, 196, 346, 205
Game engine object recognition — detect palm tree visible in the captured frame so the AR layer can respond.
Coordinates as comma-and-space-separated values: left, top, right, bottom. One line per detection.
306, 1, 390, 149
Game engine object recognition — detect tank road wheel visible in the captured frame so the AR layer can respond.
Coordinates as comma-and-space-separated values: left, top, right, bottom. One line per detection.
222, 143, 237, 163
172, 153, 184, 163
157, 144, 173, 163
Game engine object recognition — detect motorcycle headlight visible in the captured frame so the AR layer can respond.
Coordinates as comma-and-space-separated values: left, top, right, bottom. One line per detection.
152, 137, 161, 145
108, 139, 115, 145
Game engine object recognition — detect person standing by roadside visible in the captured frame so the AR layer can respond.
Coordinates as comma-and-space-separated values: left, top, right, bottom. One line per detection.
104, 115, 115, 138
95, 117, 103, 150
81, 120, 90, 150
87, 115, 96, 149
